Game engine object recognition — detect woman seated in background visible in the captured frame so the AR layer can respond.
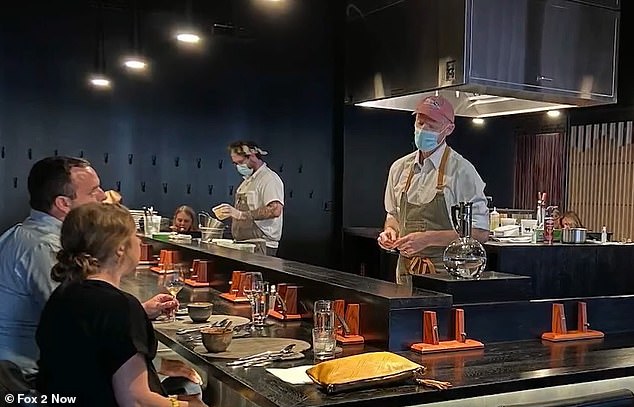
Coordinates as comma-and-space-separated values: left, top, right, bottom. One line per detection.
561, 211, 583, 229
36, 203, 207, 407
170, 205, 197, 232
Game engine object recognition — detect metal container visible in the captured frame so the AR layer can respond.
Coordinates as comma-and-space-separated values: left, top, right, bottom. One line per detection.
561, 228, 587, 244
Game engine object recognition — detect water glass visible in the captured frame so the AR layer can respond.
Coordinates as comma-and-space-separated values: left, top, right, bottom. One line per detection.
144, 215, 161, 236
312, 328, 336, 360
313, 300, 335, 331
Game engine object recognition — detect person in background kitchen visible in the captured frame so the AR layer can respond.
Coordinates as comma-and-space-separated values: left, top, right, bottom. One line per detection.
552, 208, 562, 229
377, 96, 489, 286
215, 141, 284, 256
561, 211, 583, 229
37, 203, 206, 407
0, 156, 177, 375
170, 205, 197, 232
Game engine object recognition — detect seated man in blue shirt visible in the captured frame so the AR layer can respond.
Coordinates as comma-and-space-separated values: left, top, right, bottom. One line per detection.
0, 157, 108, 372
0, 157, 179, 374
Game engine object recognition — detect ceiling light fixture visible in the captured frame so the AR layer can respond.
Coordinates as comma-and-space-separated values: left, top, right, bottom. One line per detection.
472, 118, 485, 125
176, 32, 201, 43
547, 110, 561, 118
89, 2, 112, 90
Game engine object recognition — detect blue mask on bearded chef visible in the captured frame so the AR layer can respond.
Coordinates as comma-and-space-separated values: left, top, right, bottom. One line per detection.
414, 128, 441, 152
237, 163, 253, 177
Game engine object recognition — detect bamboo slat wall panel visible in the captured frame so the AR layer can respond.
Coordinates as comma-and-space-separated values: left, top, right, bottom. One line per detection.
567, 122, 634, 241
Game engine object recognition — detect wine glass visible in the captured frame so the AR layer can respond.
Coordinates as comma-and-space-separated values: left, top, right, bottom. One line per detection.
163, 269, 185, 322
248, 273, 265, 326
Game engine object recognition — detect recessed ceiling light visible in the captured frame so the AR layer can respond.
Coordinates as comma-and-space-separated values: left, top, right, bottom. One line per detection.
176, 32, 201, 44
547, 110, 561, 118
472, 118, 485, 125
89, 75, 111, 88
123, 58, 147, 70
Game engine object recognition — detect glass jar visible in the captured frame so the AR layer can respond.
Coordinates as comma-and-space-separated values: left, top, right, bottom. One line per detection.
443, 237, 487, 279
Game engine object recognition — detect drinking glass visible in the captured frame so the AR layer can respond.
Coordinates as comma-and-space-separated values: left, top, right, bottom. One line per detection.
312, 328, 336, 360
313, 300, 335, 331
163, 269, 185, 322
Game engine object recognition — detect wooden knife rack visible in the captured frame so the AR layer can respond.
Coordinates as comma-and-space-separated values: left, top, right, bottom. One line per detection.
541, 302, 604, 342
411, 309, 484, 354
333, 299, 364, 345
219, 271, 251, 303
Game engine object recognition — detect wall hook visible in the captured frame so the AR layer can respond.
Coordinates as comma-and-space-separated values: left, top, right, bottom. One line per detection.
218, 159, 223, 169
208, 184, 214, 195
289, 189, 294, 198
53, 149, 58, 157
1, 146, 5, 159
27, 148, 32, 160
279, 164, 284, 173
79, 150, 84, 158
151, 155, 157, 166
298, 164, 303, 173
186, 183, 192, 194
116, 181, 121, 192
229, 185, 234, 196
128, 154, 134, 165
174, 156, 180, 167
162, 183, 168, 194
13, 177, 18, 189
141, 181, 146, 193
197, 158, 202, 169
309, 190, 314, 199
104, 153, 109, 164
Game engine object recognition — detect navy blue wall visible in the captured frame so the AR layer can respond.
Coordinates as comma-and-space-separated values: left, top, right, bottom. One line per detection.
0, 1, 337, 266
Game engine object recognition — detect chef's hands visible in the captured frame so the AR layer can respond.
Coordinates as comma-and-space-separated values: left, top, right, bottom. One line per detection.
159, 359, 203, 385
142, 294, 179, 320
216, 204, 245, 220
377, 227, 399, 250
394, 232, 432, 258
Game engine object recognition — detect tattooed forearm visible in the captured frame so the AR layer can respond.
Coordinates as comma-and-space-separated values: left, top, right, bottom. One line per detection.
244, 201, 283, 220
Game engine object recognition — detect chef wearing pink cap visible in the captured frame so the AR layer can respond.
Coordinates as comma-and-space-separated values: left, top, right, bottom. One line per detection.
377, 96, 489, 285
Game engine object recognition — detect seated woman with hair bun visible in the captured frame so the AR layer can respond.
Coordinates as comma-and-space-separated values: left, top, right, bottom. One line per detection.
36, 203, 208, 407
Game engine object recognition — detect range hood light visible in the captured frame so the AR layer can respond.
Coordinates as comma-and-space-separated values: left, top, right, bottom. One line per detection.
547, 110, 561, 118
477, 104, 573, 118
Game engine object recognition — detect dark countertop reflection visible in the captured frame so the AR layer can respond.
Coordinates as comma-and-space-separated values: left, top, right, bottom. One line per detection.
121, 269, 634, 407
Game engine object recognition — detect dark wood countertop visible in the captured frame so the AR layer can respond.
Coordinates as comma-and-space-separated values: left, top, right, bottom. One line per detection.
122, 269, 634, 407
144, 236, 451, 309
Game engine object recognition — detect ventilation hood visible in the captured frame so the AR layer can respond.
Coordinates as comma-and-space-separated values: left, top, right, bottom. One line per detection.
345, 0, 620, 118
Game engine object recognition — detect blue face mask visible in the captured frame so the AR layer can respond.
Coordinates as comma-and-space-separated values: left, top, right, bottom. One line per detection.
414, 128, 440, 152
237, 163, 253, 177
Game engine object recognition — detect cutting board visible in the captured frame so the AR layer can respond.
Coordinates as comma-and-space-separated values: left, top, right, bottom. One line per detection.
194, 337, 311, 359
153, 314, 249, 329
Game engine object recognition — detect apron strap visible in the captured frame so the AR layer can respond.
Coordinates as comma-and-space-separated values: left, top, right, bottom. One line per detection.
408, 257, 437, 275
435, 147, 451, 191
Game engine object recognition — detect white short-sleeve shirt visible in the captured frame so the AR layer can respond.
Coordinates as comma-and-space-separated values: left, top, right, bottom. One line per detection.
384, 144, 489, 232
235, 163, 284, 248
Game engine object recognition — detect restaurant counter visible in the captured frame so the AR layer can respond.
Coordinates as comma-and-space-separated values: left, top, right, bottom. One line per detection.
121, 269, 634, 407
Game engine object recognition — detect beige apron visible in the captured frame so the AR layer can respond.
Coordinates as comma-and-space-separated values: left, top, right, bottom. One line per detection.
396, 147, 454, 286
231, 192, 267, 255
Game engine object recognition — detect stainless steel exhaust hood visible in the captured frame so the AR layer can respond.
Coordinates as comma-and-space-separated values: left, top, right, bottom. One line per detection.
345, 0, 620, 118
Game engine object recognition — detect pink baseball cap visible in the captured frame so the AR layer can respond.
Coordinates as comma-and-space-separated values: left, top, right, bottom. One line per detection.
412, 95, 455, 124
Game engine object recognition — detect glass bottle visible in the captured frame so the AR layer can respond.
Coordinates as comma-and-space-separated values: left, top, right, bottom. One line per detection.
443, 202, 487, 279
